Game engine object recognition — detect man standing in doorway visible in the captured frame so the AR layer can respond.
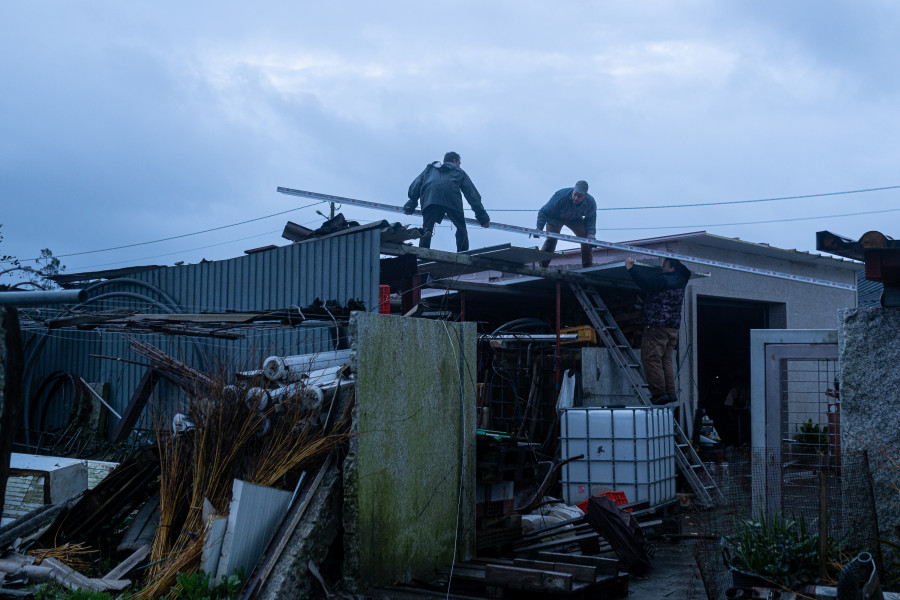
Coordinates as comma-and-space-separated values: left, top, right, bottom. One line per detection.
404, 151, 490, 252
625, 256, 691, 405
535, 180, 597, 268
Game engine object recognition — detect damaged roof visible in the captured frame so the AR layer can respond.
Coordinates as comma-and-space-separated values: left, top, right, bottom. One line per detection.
283, 217, 425, 245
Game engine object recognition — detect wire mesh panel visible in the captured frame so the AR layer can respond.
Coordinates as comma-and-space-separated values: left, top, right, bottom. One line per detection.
777, 356, 841, 535
758, 343, 838, 518
692, 448, 880, 599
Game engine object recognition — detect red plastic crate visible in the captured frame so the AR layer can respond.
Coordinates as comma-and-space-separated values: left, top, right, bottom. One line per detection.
576, 490, 630, 513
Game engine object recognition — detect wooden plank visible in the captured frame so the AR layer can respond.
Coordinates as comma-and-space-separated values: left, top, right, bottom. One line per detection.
535, 552, 620, 576
485, 564, 572, 593
102, 544, 150, 582
436, 565, 487, 581
513, 531, 604, 554
112, 368, 159, 443
512, 558, 596, 583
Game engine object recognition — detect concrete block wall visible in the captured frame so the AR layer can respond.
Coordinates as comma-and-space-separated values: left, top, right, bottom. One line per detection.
581, 347, 636, 406
343, 312, 476, 590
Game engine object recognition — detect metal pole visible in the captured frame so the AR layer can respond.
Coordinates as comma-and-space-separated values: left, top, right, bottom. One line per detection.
0, 289, 86, 306
276, 187, 856, 291
819, 462, 828, 581
555, 281, 561, 388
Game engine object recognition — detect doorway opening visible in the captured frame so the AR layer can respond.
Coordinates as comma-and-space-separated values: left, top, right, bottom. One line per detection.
696, 297, 775, 447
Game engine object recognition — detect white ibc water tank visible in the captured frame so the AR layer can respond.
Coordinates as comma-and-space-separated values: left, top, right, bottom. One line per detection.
560, 407, 676, 507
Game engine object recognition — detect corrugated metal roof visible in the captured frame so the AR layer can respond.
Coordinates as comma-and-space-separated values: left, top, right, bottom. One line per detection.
22, 228, 381, 439
573, 230, 862, 269
857, 270, 882, 307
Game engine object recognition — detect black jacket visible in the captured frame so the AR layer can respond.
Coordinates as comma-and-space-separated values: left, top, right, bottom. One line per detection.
405, 161, 490, 225
628, 261, 691, 329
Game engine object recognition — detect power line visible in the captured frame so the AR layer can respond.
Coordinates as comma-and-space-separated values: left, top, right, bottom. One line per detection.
10, 200, 327, 263
59, 215, 333, 273
353, 205, 900, 233
469, 184, 900, 212
6, 183, 898, 268
64, 229, 283, 271
593, 206, 900, 231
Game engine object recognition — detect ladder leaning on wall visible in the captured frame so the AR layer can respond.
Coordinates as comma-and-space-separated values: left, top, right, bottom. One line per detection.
569, 283, 725, 509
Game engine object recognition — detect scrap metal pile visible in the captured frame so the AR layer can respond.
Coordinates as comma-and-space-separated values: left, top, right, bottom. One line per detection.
0, 342, 354, 598
21, 298, 365, 340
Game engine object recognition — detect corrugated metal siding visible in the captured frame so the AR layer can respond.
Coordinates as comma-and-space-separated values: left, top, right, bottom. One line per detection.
857, 270, 881, 308
22, 230, 380, 438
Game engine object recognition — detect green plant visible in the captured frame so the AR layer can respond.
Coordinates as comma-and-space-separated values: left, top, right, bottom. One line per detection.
34, 583, 119, 600
169, 570, 243, 600
724, 510, 842, 589
794, 419, 829, 452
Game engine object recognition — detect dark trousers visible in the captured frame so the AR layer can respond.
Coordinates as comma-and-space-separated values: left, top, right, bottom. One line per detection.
640, 325, 680, 398
420, 205, 469, 252
539, 219, 593, 267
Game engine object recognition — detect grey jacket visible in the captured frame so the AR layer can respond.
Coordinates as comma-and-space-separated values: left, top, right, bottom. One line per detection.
405, 161, 490, 225
536, 187, 597, 237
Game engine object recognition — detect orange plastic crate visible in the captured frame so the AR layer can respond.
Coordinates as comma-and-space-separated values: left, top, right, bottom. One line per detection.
576, 490, 630, 513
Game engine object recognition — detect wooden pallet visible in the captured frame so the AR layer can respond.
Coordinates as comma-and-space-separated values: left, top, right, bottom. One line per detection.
437, 552, 628, 599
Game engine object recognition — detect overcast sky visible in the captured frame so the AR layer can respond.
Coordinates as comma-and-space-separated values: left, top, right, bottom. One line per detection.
2, 2, 899, 279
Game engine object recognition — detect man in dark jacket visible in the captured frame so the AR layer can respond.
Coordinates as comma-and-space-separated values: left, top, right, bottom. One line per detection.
536, 180, 597, 268
404, 151, 490, 252
625, 256, 691, 405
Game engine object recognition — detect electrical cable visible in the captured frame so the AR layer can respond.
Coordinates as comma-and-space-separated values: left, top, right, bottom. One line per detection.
63, 229, 283, 271
466, 184, 900, 212
8, 200, 327, 263
592, 206, 900, 231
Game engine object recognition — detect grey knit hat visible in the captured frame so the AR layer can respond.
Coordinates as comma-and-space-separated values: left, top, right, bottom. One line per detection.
574, 180, 589, 194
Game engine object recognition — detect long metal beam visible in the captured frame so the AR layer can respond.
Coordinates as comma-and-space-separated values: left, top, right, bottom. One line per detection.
278, 187, 856, 291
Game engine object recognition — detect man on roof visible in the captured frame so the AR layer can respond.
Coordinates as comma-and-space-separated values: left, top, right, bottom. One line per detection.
404, 151, 490, 253
535, 180, 597, 268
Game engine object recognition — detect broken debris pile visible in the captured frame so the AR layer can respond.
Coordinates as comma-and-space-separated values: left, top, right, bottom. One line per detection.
0, 342, 354, 598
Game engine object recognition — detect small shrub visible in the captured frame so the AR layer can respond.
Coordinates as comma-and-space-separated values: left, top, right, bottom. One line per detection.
794, 419, 828, 452
34, 583, 118, 600
169, 569, 243, 600
724, 510, 842, 589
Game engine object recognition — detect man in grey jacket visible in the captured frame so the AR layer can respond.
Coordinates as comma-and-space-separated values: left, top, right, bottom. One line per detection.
535, 180, 597, 267
404, 151, 490, 252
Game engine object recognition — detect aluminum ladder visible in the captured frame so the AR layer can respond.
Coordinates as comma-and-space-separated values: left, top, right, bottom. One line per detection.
569, 283, 724, 508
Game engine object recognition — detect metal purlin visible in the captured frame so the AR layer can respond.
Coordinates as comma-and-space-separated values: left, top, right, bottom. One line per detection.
277, 187, 856, 291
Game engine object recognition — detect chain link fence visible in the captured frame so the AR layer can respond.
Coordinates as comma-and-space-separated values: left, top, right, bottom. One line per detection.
690, 446, 883, 599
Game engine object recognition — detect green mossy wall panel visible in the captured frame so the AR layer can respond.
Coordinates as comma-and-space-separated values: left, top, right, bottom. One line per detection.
344, 312, 476, 590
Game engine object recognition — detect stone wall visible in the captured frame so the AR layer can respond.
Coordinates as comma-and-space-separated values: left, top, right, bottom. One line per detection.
343, 312, 476, 590
838, 307, 900, 552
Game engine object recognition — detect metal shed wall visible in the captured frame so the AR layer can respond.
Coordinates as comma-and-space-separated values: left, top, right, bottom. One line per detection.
22, 230, 381, 439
